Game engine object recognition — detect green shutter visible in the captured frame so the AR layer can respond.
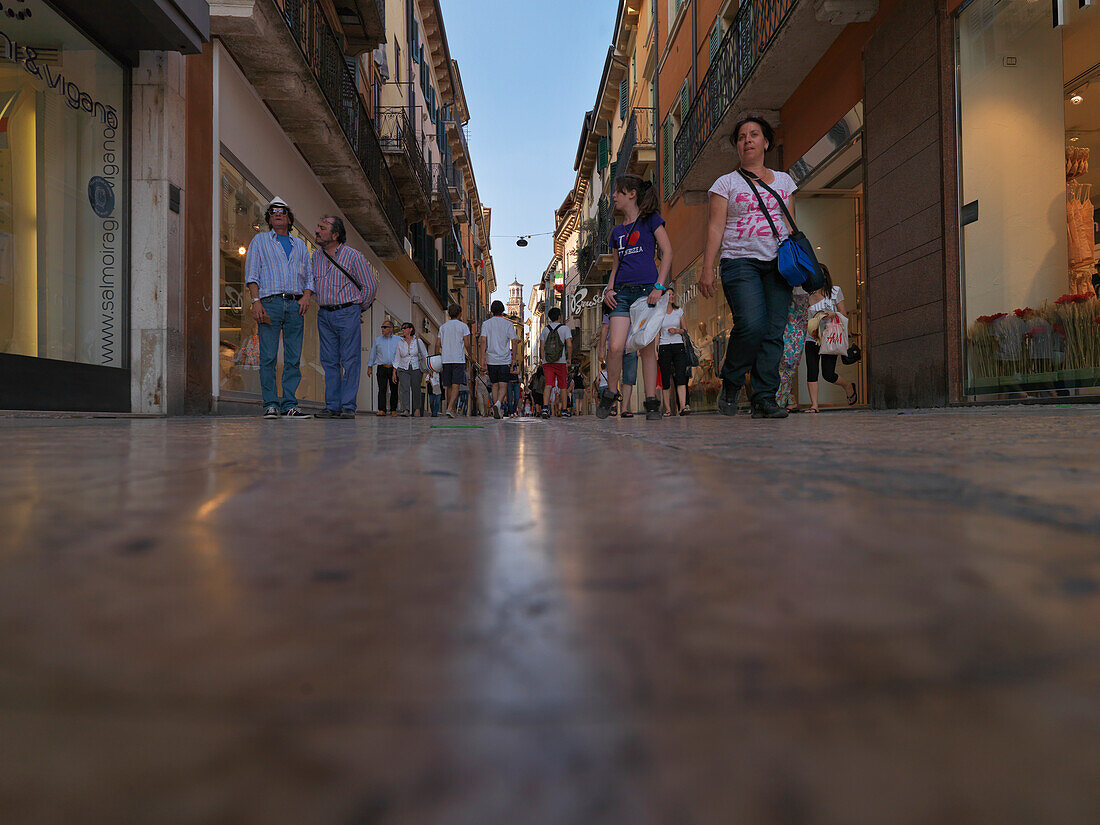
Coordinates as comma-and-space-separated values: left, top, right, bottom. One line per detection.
598, 136, 609, 171
609, 160, 618, 186
710, 21, 720, 63
661, 118, 673, 199
619, 78, 628, 120
679, 81, 690, 122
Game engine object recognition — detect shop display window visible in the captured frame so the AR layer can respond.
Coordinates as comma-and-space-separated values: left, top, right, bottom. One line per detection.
218, 156, 325, 403
0, 5, 127, 367
676, 258, 732, 411
958, 0, 1100, 398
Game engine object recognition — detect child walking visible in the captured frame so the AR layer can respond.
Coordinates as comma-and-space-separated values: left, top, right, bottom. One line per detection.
596, 175, 674, 421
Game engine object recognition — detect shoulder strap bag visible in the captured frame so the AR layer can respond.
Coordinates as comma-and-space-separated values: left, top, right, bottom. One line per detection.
322, 247, 364, 291
682, 329, 700, 367
738, 169, 824, 293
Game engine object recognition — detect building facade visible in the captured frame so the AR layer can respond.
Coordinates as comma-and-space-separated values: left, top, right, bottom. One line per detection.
546, 0, 1100, 409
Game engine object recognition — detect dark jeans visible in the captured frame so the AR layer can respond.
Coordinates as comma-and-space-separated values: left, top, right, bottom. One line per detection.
258, 295, 304, 411
719, 257, 792, 403
317, 305, 362, 412
375, 365, 397, 412
506, 381, 521, 415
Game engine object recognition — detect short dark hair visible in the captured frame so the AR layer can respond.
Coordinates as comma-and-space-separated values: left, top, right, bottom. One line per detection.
448, 304, 462, 319
547, 306, 561, 321
491, 300, 505, 315
264, 204, 295, 230
321, 214, 346, 243
731, 116, 775, 152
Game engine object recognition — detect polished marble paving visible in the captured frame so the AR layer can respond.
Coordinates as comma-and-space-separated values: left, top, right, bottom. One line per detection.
1, 407, 1099, 824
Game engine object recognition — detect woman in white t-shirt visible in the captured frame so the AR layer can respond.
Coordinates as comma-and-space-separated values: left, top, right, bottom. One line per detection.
656, 288, 691, 416
805, 264, 856, 411
698, 116, 794, 420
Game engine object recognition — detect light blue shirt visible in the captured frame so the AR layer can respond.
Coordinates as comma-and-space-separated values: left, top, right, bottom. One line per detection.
367, 334, 399, 366
244, 231, 314, 297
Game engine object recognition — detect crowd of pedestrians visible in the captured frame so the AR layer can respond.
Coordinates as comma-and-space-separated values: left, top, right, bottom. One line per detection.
243, 118, 857, 422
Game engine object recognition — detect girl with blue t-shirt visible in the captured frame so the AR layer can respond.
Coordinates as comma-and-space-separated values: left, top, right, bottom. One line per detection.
597, 175, 674, 420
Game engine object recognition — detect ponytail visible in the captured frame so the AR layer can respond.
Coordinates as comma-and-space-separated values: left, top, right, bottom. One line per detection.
615, 175, 660, 219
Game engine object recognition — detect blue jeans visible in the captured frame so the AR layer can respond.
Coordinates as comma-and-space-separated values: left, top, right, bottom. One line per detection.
317, 305, 362, 412
428, 392, 442, 416
719, 257, 792, 403
608, 283, 654, 318
506, 381, 521, 414
258, 295, 305, 411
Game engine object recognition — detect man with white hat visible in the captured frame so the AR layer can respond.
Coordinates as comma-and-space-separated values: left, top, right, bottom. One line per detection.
244, 196, 314, 419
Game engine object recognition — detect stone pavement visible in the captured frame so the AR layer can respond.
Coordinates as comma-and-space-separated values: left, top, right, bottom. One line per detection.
1, 407, 1099, 825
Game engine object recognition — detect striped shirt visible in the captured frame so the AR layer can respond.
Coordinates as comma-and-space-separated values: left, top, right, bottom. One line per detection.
367, 334, 399, 366
311, 244, 377, 309
244, 231, 314, 297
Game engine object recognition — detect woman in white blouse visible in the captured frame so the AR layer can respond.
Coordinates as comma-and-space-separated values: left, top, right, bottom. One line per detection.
805, 265, 856, 412
395, 322, 430, 416
657, 288, 691, 415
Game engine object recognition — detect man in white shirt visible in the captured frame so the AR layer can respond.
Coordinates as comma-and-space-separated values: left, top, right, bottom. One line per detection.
479, 300, 518, 420
435, 303, 471, 418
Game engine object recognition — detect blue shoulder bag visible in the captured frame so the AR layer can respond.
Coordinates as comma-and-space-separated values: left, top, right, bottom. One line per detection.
738, 169, 825, 293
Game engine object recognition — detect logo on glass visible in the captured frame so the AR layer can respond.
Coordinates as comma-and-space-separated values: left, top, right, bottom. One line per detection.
88, 176, 115, 218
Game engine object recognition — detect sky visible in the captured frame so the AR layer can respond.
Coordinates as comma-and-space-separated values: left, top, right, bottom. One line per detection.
441, 0, 618, 306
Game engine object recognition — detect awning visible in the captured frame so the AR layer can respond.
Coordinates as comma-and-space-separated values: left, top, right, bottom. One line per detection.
54, 0, 209, 62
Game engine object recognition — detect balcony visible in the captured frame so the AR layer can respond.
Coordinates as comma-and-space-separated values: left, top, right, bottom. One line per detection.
411, 223, 448, 305
672, 0, 877, 199
617, 107, 657, 178
429, 162, 457, 232
443, 232, 462, 275
377, 107, 431, 221
211, 0, 405, 255
340, 0, 385, 55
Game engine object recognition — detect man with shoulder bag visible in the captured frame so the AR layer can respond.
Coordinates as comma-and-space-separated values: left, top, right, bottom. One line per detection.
311, 215, 376, 419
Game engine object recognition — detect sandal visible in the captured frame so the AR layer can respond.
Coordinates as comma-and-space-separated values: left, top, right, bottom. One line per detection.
807, 407, 819, 414
846, 384, 858, 406
679, 406, 692, 416
620, 411, 634, 418
662, 411, 672, 418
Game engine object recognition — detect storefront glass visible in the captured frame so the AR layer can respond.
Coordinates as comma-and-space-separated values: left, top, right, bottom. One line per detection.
0, 4, 127, 367
218, 155, 325, 403
958, 0, 1100, 398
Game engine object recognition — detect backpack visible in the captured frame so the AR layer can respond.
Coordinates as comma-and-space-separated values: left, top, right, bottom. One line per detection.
544, 323, 566, 362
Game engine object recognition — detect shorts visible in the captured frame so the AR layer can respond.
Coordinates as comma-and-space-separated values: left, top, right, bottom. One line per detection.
487, 364, 510, 384
621, 350, 638, 386
543, 362, 567, 389
441, 363, 466, 387
607, 283, 655, 318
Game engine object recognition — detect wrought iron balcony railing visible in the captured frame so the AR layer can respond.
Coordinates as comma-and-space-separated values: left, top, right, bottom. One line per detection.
617, 107, 656, 176
376, 106, 430, 198
672, 0, 797, 192
279, 0, 405, 239
443, 231, 461, 266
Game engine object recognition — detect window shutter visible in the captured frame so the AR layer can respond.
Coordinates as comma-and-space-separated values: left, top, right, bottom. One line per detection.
598, 136, 609, 171
609, 160, 617, 185
619, 78, 628, 120
710, 20, 721, 63
662, 118, 673, 199
679, 81, 690, 122
631, 54, 637, 91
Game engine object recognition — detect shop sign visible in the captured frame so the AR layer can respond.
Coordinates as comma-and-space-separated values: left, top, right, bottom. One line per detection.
568, 287, 604, 318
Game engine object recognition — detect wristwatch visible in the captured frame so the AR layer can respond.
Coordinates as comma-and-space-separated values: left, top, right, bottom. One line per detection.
251, 298, 261, 304
652, 282, 667, 291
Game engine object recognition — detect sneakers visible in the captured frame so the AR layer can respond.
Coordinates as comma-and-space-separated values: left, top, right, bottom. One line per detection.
541, 409, 550, 419
644, 397, 662, 421
751, 397, 789, 419
595, 390, 620, 420
716, 385, 741, 416
263, 406, 280, 419
561, 410, 571, 418
315, 409, 339, 419
340, 410, 356, 419
445, 410, 455, 418
283, 407, 312, 419
491, 402, 502, 419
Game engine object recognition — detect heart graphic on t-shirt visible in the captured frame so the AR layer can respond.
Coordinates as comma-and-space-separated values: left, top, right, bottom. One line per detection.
628, 230, 640, 246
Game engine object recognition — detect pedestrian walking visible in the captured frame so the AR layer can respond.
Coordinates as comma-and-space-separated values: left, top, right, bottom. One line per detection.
311, 215, 376, 420
436, 304, 470, 418
427, 369, 442, 417
244, 196, 314, 419
528, 368, 545, 417
539, 306, 572, 419
699, 116, 794, 420
657, 287, 691, 416
571, 367, 587, 416
597, 174, 673, 421
777, 287, 810, 413
395, 322, 430, 416
805, 264, 857, 412
479, 300, 518, 419
367, 320, 399, 416
506, 370, 522, 417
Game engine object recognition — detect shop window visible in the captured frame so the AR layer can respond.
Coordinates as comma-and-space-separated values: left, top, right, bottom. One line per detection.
0, 5, 127, 368
217, 155, 324, 403
958, 0, 1100, 398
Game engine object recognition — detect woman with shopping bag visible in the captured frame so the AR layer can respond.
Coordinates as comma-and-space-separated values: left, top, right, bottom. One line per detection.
805, 264, 857, 411
597, 175, 674, 421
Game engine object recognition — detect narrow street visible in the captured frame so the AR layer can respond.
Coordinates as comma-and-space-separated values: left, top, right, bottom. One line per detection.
2, 407, 1099, 824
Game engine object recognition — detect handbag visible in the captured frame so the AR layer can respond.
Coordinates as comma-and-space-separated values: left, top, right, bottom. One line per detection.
738, 170, 824, 293
682, 330, 700, 367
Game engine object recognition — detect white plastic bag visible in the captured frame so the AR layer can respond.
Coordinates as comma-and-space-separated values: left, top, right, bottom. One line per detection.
625, 291, 670, 353
819, 312, 849, 355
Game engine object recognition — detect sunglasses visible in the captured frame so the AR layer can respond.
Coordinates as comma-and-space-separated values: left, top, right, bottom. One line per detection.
269, 207, 288, 215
